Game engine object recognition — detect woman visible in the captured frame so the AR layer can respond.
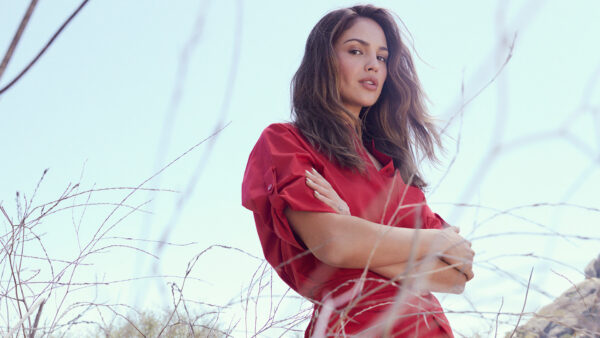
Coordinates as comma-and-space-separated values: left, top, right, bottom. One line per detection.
242, 5, 474, 337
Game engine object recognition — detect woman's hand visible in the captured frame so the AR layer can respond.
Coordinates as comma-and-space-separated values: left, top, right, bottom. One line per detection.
374, 227, 474, 293
431, 226, 475, 281
305, 168, 350, 215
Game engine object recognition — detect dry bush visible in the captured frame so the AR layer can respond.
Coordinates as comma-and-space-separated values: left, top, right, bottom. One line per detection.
89, 309, 224, 338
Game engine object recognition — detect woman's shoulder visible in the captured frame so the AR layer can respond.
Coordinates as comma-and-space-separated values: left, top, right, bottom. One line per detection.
257, 122, 310, 146
261, 122, 300, 137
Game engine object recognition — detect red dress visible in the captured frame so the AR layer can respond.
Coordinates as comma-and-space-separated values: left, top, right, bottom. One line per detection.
242, 123, 454, 337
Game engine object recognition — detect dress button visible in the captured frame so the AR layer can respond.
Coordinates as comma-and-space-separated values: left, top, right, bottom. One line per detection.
267, 184, 273, 192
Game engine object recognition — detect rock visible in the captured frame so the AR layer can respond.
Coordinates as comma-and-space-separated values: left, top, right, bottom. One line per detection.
511, 255, 600, 337
585, 253, 600, 279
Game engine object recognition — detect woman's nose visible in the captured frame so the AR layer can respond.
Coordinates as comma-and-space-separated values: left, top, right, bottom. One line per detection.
365, 56, 379, 72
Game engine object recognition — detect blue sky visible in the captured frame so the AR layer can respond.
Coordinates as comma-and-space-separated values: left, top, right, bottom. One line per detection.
1, 1, 599, 336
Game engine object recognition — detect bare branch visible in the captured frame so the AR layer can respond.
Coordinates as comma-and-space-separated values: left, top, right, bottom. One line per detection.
0, 0, 39, 82
0, 0, 90, 96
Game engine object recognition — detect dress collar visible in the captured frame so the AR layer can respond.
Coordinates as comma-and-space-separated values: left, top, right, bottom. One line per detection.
363, 139, 395, 174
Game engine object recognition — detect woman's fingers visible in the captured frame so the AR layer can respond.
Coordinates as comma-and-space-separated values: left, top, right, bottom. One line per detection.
312, 188, 350, 215
314, 190, 350, 215
440, 253, 474, 281
313, 189, 335, 207
434, 228, 475, 281
461, 264, 474, 281
306, 176, 330, 196
307, 168, 332, 188
462, 260, 474, 281
306, 176, 340, 207
305, 169, 335, 195
305, 168, 350, 215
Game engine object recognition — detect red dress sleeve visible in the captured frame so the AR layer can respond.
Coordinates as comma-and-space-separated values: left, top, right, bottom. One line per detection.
241, 124, 334, 265
431, 212, 450, 229
421, 201, 450, 230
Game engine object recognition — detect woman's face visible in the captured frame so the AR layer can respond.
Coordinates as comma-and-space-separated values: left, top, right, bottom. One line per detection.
334, 17, 388, 117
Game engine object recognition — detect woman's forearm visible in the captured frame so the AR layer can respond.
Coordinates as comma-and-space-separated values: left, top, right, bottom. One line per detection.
285, 208, 436, 268
372, 258, 467, 294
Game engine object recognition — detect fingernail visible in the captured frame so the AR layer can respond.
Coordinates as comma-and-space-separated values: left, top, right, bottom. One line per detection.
312, 168, 317, 173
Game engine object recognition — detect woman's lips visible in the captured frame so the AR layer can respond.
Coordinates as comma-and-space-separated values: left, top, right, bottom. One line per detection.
359, 78, 378, 91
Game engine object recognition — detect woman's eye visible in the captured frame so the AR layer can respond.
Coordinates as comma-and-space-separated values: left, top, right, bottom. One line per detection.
349, 49, 362, 55
377, 56, 387, 63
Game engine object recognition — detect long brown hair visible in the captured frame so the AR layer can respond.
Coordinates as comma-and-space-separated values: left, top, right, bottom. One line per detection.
291, 5, 441, 188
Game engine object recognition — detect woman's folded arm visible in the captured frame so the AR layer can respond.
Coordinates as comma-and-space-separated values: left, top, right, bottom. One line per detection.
372, 257, 469, 294
284, 208, 474, 281
284, 208, 431, 268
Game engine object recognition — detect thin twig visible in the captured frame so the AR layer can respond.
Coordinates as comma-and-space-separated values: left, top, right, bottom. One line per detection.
550, 269, 588, 308
28, 298, 45, 338
0, 0, 91, 96
0, 205, 14, 226
509, 267, 534, 338
0, 0, 39, 82
5, 297, 45, 338
494, 297, 504, 338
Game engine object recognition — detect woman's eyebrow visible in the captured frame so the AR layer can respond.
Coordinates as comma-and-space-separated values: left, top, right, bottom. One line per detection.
343, 38, 388, 51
